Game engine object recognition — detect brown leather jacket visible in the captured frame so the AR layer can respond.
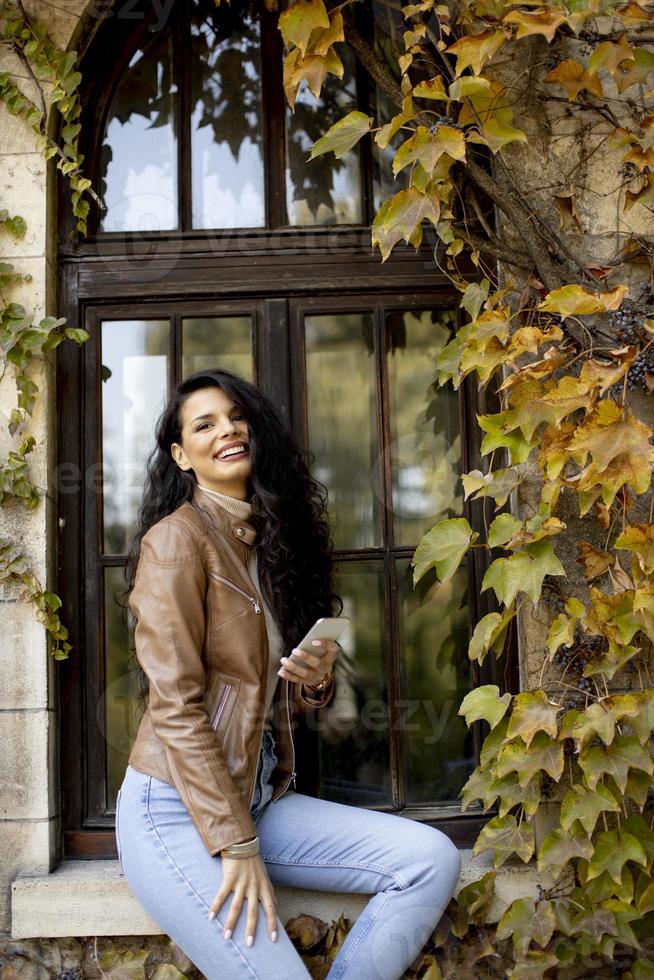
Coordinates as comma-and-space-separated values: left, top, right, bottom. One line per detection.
127, 482, 335, 855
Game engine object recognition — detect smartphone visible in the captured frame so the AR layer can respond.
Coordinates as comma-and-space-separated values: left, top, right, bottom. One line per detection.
290, 616, 351, 662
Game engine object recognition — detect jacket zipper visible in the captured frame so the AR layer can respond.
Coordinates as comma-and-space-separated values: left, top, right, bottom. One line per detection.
210, 683, 233, 729
210, 573, 296, 804
284, 678, 297, 792
210, 572, 261, 614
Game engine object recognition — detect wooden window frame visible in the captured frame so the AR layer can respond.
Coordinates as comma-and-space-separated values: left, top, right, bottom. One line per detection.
56, 0, 518, 861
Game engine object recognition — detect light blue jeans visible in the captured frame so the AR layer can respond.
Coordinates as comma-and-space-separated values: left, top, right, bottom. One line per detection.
115, 730, 461, 979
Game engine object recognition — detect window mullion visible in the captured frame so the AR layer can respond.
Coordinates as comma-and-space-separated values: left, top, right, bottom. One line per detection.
261, 9, 287, 228
178, 0, 193, 232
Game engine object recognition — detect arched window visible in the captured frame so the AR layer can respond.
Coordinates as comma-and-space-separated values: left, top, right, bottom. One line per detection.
57, 0, 510, 860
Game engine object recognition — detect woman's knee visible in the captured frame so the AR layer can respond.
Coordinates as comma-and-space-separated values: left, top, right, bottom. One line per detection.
411, 826, 461, 892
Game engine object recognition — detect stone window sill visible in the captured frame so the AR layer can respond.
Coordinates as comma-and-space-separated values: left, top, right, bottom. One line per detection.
11, 851, 540, 939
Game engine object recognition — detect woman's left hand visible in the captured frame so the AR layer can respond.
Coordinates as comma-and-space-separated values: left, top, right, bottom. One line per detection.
277, 639, 340, 688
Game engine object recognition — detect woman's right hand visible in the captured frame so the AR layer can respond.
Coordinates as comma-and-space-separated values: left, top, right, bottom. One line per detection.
208, 854, 279, 945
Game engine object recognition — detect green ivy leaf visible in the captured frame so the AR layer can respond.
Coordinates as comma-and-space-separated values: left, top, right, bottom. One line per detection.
506, 690, 561, 746
458, 684, 512, 730
568, 702, 621, 749
624, 960, 654, 980
495, 731, 564, 787
560, 783, 620, 835
462, 467, 523, 508
538, 827, 594, 876
496, 898, 555, 957
579, 734, 654, 793
487, 513, 523, 547
491, 772, 541, 817
482, 539, 565, 605
623, 814, 654, 870
473, 813, 534, 868
507, 951, 560, 979
309, 110, 373, 160
468, 605, 515, 664
480, 717, 509, 768
412, 517, 477, 585
546, 612, 576, 659
460, 765, 498, 812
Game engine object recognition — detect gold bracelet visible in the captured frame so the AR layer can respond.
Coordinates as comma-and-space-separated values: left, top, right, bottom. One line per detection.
221, 835, 260, 859
305, 668, 333, 694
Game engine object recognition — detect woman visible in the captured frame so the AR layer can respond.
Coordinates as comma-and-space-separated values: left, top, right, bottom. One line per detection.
115, 367, 461, 980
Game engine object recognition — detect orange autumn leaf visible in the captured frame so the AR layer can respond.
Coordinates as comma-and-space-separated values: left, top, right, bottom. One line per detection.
545, 61, 603, 101
577, 541, 614, 580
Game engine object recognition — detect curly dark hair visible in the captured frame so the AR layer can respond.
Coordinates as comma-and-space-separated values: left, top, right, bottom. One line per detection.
118, 367, 343, 707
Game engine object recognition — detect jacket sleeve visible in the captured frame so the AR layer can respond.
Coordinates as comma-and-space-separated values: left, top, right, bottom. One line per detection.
128, 518, 258, 855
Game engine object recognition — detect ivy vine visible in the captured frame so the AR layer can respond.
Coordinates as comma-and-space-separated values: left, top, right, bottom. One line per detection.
0, 0, 90, 660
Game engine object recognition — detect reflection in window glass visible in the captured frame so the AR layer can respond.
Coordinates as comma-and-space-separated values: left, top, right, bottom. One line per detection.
397, 559, 474, 804
191, 3, 264, 228
317, 561, 391, 806
386, 309, 461, 546
305, 312, 379, 549
104, 566, 144, 808
102, 320, 169, 554
286, 47, 362, 226
100, 31, 178, 232
182, 317, 253, 380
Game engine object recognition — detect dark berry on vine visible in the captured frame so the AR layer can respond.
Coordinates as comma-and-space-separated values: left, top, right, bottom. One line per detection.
429, 116, 462, 135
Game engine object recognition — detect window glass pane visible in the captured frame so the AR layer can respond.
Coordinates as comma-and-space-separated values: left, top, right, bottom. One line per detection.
104, 566, 143, 809
305, 312, 380, 548
397, 559, 474, 805
286, 47, 362, 226
102, 320, 169, 554
386, 309, 462, 546
100, 30, 178, 232
318, 561, 391, 806
191, 2, 264, 228
182, 317, 254, 379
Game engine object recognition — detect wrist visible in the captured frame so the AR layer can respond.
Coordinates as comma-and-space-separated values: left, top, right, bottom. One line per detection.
221, 835, 260, 859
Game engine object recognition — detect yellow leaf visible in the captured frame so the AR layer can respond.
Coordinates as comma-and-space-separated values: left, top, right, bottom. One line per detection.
309, 110, 372, 160
503, 9, 568, 43
279, 0, 329, 56
588, 36, 635, 77
413, 76, 449, 100
308, 11, 344, 57
374, 97, 415, 150
283, 48, 343, 107
393, 125, 465, 176
372, 188, 439, 261
446, 30, 506, 76
538, 284, 628, 318
615, 524, 654, 575
615, 1, 653, 23
568, 400, 654, 472
614, 48, 654, 94
448, 76, 491, 100
500, 347, 567, 391
538, 422, 580, 479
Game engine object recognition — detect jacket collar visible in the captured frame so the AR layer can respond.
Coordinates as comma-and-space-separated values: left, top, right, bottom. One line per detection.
188, 481, 258, 547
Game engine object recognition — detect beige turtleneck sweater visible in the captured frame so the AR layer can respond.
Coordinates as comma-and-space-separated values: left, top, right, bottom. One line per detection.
197, 482, 285, 731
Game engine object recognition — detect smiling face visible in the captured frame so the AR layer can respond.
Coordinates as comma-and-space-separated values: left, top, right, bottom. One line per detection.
170, 386, 252, 499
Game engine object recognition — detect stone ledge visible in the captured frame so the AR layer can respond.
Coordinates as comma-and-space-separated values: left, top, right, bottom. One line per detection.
11, 853, 544, 939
